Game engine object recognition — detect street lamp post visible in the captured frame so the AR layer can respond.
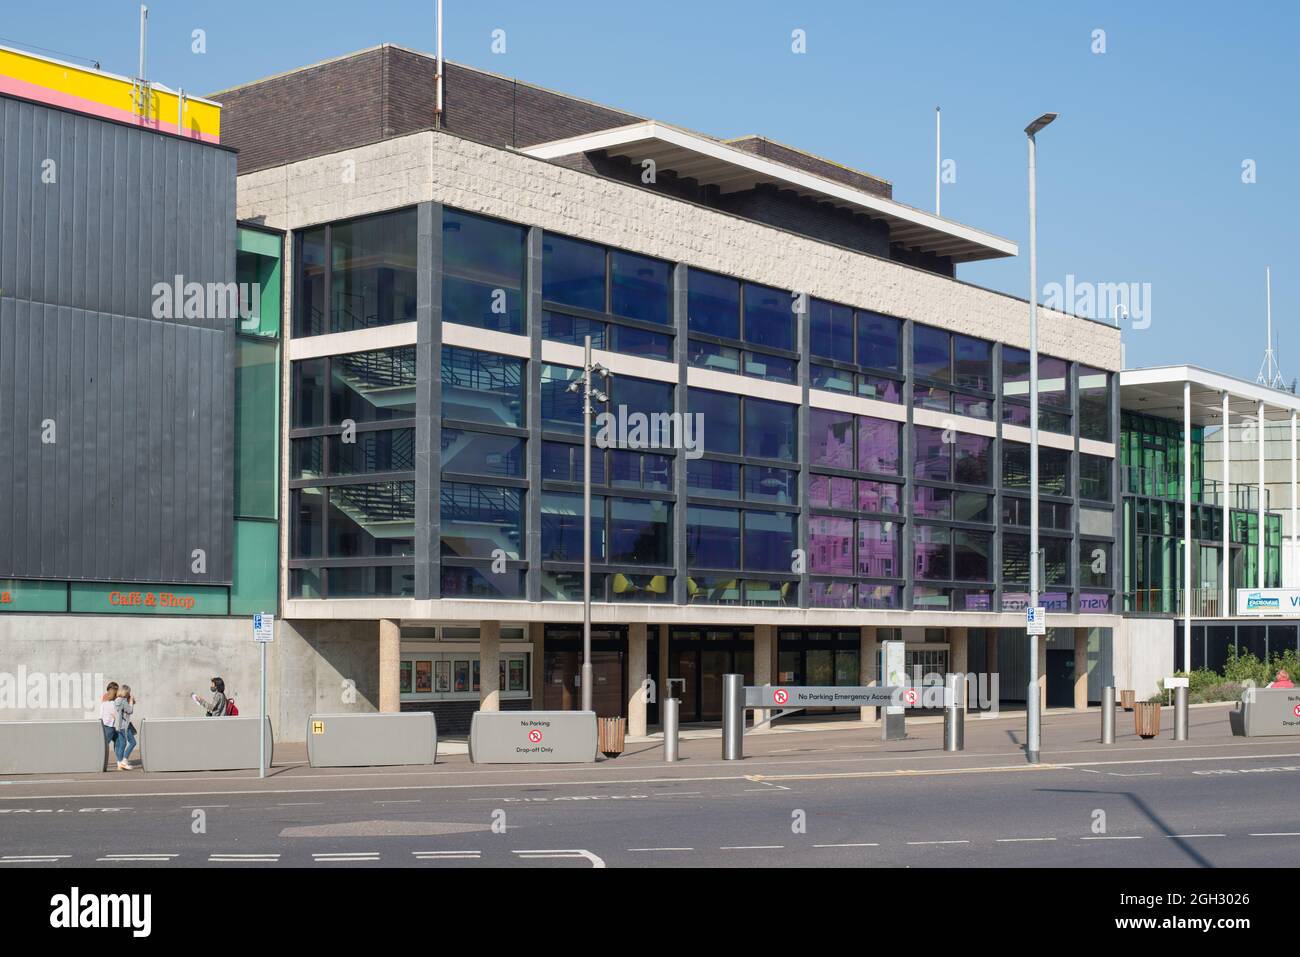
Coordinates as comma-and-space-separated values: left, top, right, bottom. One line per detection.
567, 336, 608, 713
1024, 111, 1057, 765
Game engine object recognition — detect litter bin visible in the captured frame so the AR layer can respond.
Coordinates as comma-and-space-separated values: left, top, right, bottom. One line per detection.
598, 716, 626, 757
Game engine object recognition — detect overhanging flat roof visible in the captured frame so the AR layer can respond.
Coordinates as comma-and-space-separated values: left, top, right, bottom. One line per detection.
1121, 365, 1300, 427
523, 121, 1019, 264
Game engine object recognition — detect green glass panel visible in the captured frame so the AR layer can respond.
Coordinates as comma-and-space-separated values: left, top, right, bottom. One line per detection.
236, 228, 283, 337
0, 579, 68, 612
235, 337, 279, 519
70, 583, 228, 615
231, 520, 279, 617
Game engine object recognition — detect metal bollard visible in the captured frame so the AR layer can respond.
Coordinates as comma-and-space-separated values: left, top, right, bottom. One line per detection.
663, 698, 680, 762
1101, 686, 1115, 744
943, 674, 964, 752
722, 673, 744, 761
1174, 686, 1189, 741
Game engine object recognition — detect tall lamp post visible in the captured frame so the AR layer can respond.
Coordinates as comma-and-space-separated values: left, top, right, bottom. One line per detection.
566, 336, 609, 713
1025, 111, 1057, 765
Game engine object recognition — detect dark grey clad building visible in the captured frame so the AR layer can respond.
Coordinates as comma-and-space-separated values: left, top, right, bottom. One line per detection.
0, 93, 237, 585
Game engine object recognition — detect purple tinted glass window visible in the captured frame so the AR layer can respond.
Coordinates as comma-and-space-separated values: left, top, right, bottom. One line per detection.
1002, 404, 1031, 426
859, 480, 901, 513
809, 515, 854, 576
913, 426, 950, 481
828, 477, 855, 509
857, 520, 899, 578
811, 581, 855, 608
858, 374, 902, 403
810, 409, 855, 468
963, 591, 992, 611
913, 485, 950, 519
858, 584, 900, 609
955, 433, 992, 486
1080, 592, 1111, 612
913, 525, 951, 580
808, 474, 829, 508
858, 417, 899, 474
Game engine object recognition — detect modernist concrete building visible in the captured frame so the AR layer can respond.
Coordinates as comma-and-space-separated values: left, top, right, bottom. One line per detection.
215, 45, 1131, 732
5, 42, 1166, 737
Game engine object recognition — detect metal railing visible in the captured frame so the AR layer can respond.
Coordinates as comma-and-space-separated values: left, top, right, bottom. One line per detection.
1123, 466, 1269, 511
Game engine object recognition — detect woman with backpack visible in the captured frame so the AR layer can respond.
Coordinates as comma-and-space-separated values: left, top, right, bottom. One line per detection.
192, 676, 236, 716
113, 685, 137, 770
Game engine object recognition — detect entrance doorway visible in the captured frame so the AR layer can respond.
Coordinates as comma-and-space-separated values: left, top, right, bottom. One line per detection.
1046, 649, 1075, 708
669, 628, 753, 722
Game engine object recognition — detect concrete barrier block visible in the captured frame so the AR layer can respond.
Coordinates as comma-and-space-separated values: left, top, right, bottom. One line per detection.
0, 720, 107, 774
469, 710, 597, 764
139, 716, 273, 772
1241, 688, 1300, 737
306, 712, 438, 767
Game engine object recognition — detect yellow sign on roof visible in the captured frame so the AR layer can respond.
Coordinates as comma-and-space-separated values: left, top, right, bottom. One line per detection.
0, 44, 220, 143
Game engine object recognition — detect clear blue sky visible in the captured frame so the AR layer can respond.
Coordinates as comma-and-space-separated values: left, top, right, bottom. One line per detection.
6, 1, 1298, 380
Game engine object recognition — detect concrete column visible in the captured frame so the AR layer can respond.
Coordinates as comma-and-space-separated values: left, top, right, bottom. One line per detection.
1037, 634, 1048, 711
753, 624, 774, 729
379, 619, 401, 713
627, 622, 648, 737
528, 622, 544, 708
859, 626, 879, 723
985, 630, 999, 679
1073, 627, 1089, 711
949, 627, 968, 709
479, 621, 500, 712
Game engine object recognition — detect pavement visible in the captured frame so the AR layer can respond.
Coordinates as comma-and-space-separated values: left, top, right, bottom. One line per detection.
2, 701, 1299, 868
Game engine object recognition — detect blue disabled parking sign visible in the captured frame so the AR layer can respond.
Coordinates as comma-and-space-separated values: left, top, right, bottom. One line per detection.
253, 612, 275, 643
1026, 606, 1046, 636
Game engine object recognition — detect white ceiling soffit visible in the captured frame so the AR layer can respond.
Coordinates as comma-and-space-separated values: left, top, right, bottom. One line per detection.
523, 121, 1019, 264
1120, 365, 1300, 425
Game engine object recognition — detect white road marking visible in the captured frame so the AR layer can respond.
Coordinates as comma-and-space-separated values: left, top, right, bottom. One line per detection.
511, 849, 605, 868
1249, 832, 1300, 837
995, 837, 1057, 843
812, 843, 879, 848
1167, 834, 1225, 839
376, 800, 421, 804
2, 854, 71, 862
209, 854, 280, 862
313, 852, 380, 862
412, 850, 480, 859
1106, 772, 1161, 777
95, 854, 177, 861
277, 802, 324, 807
720, 844, 784, 850
906, 840, 969, 845
1080, 835, 1143, 840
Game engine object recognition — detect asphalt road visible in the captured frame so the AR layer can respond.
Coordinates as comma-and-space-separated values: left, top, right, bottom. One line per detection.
3, 704, 1298, 868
